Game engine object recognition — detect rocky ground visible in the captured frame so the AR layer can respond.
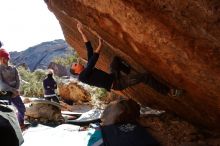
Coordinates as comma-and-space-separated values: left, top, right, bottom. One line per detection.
23, 83, 220, 146
139, 109, 220, 146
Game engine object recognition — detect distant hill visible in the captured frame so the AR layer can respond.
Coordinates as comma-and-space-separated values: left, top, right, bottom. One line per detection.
10, 39, 74, 71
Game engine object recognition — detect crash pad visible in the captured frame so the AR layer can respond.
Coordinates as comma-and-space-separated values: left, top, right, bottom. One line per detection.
66, 108, 103, 126
22, 124, 89, 146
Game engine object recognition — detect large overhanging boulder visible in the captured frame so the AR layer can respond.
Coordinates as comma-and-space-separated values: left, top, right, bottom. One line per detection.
45, 0, 220, 131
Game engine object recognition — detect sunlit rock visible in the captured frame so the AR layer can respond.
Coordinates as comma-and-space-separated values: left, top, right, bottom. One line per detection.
45, 0, 220, 131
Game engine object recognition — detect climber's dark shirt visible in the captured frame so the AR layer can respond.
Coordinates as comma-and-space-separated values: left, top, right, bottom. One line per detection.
78, 41, 114, 91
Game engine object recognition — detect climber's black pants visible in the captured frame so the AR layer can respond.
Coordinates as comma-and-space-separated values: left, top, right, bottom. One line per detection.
109, 56, 131, 79
110, 57, 170, 95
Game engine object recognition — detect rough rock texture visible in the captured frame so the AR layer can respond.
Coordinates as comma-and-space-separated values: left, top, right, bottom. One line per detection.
138, 113, 220, 146
58, 80, 91, 103
25, 100, 64, 124
46, 0, 220, 131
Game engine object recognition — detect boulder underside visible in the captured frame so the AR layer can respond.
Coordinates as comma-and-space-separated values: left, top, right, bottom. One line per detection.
46, 0, 220, 131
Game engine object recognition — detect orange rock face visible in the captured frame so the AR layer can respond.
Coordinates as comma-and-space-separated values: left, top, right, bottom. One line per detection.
46, 0, 220, 131
58, 81, 91, 103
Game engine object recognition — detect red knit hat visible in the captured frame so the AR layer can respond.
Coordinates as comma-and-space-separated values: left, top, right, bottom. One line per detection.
0, 49, 10, 60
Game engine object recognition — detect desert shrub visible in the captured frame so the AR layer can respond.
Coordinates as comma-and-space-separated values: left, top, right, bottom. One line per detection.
33, 69, 46, 81
92, 88, 108, 100
18, 66, 46, 97
53, 50, 78, 67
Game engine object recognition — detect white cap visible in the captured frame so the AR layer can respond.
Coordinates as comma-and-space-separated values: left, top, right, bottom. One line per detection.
47, 68, 54, 74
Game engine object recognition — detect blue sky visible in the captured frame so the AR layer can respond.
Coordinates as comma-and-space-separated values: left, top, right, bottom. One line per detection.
0, 0, 64, 52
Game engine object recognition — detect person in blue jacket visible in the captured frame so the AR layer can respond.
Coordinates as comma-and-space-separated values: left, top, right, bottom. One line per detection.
43, 69, 59, 103
70, 22, 183, 97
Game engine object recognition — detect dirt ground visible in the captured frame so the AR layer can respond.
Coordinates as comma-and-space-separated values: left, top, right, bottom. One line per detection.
138, 107, 220, 146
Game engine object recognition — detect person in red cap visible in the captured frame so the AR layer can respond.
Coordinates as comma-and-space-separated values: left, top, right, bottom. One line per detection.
0, 47, 26, 129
